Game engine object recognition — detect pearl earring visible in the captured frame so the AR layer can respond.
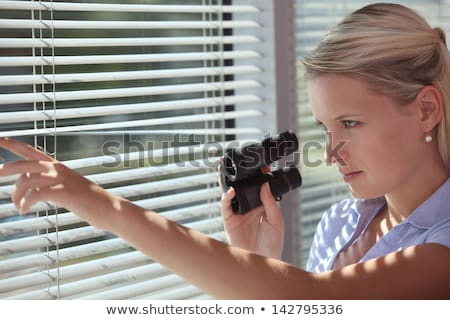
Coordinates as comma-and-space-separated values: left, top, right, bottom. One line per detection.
425, 133, 433, 143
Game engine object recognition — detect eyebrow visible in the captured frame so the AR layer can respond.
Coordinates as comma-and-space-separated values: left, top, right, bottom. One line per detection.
333, 113, 364, 120
315, 113, 364, 124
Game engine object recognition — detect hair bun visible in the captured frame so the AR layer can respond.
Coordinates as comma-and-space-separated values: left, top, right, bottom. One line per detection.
434, 27, 447, 47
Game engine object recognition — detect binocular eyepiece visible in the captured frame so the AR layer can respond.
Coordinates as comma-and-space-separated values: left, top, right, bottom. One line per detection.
220, 131, 302, 214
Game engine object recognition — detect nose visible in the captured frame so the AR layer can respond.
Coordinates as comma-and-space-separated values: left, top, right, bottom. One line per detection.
323, 131, 348, 166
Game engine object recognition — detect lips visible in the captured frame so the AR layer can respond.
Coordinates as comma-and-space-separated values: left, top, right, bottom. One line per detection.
339, 170, 363, 182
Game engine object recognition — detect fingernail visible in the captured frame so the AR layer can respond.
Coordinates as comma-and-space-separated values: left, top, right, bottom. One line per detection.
18, 199, 26, 215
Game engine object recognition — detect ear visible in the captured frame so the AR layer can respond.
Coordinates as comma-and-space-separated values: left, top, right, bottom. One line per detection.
416, 86, 444, 133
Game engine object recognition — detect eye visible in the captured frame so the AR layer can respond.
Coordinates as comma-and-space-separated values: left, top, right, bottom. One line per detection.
342, 120, 360, 128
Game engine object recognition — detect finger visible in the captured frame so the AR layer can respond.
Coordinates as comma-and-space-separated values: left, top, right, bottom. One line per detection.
19, 185, 57, 214
259, 183, 280, 222
0, 160, 50, 178
13, 173, 58, 209
221, 187, 236, 219
0, 138, 53, 161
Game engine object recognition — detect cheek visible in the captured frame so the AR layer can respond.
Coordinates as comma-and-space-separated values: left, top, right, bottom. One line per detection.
361, 121, 421, 170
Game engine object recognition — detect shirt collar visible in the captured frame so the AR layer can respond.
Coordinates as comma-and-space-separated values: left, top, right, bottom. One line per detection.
406, 178, 450, 229
351, 197, 385, 229
351, 177, 450, 229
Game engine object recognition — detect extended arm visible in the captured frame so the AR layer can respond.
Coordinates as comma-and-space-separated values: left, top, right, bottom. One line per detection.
1, 138, 449, 299
107, 203, 450, 299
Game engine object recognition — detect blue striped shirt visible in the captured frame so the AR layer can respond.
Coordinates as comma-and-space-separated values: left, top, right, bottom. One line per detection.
306, 178, 450, 272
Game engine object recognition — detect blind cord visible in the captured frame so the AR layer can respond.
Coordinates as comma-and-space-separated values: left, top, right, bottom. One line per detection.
33, 0, 61, 299
48, 0, 61, 300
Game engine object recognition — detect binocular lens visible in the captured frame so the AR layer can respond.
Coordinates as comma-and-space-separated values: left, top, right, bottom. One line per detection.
269, 167, 302, 199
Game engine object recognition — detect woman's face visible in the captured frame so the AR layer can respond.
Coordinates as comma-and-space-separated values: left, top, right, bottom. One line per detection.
307, 74, 425, 199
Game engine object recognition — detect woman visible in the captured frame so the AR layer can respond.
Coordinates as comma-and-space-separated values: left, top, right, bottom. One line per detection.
1, 3, 449, 298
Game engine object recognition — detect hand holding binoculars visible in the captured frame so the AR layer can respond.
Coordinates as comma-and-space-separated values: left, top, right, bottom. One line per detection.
220, 131, 302, 214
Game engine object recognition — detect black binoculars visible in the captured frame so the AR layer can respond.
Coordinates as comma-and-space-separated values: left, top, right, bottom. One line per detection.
220, 131, 302, 214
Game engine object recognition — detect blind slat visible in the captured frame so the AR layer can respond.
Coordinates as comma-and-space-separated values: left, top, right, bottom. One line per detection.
0, 201, 222, 238
0, 18, 260, 30
1, 214, 222, 265
0, 1, 260, 13
0, 238, 129, 274
0, 185, 221, 218
0, 50, 262, 67
0, 226, 107, 255
0, 110, 263, 138
0, 65, 261, 86
0, 35, 261, 48
63, 141, 230, 171
0, 160, 217, 201
0, 95, 262, 124
0, 80, 261, 105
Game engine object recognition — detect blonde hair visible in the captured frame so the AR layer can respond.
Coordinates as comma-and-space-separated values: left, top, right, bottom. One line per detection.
302, 3, 450, 170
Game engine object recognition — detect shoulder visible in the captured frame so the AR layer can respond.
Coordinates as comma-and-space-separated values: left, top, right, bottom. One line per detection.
406, 178, 450, 248
313, 243, 450, 298
426, 217, 450, 248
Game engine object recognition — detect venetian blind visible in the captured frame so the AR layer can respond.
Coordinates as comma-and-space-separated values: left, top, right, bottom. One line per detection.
0, 0, 270, 299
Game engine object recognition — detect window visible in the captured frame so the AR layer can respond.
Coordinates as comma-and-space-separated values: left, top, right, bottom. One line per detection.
0, 0, 298, 299
295, 0, 450, 267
